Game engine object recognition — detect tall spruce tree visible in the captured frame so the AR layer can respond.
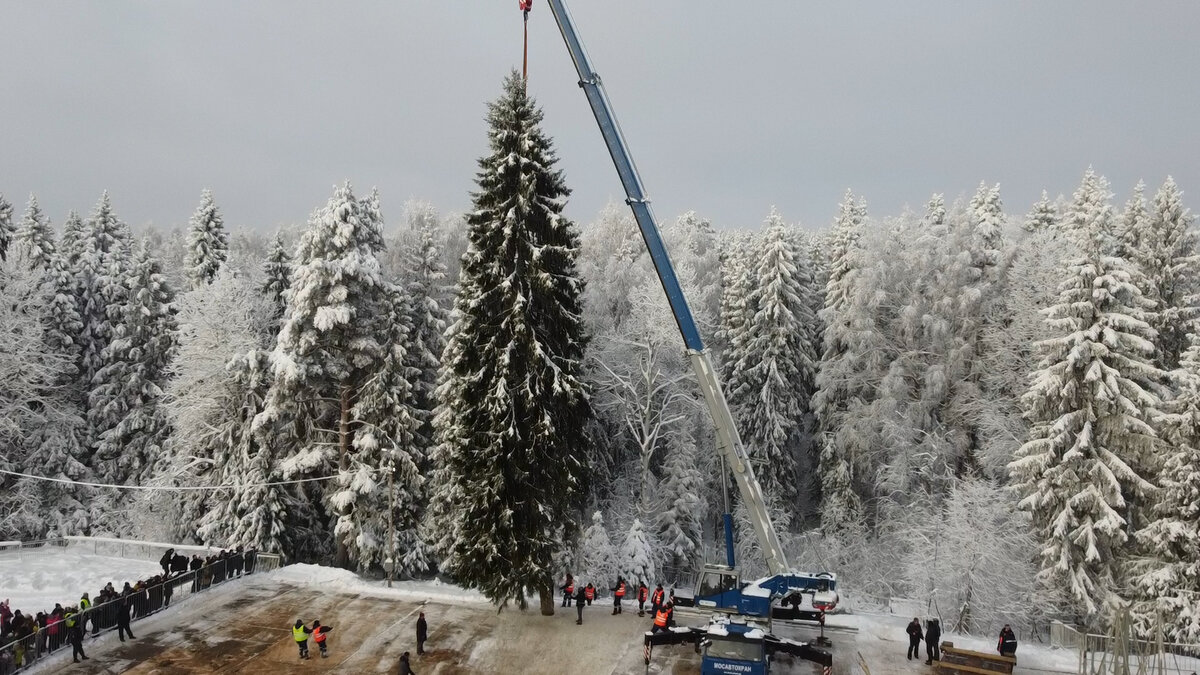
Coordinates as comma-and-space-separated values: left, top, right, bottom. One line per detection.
253, 183, 401, 568
432, 72, 590, 614
17, 194, 56, 271
1132, 338, 1200, 641
1009, 171, 1162, 622
59, 211, 86, 267
1024, 191, 1058, 233
730, 210, 817, 518
1136, 177, 1197, 370
184, 189, 229, 288
0, 194, 13, 261
260, 231, 292, 323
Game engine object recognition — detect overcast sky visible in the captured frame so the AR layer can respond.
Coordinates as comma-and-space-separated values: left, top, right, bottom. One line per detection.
2, 1, 1197, 234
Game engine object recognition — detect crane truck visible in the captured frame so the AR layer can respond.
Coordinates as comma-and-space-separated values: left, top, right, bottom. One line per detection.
539, 1, 839, 672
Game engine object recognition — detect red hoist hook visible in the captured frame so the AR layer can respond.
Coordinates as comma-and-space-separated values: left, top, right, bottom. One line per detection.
520, 0, 533, 87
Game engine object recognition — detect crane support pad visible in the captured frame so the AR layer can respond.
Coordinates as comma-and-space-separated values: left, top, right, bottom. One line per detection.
765, 635, 833, 667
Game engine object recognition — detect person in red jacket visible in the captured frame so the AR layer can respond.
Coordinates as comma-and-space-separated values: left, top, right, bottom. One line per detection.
585, 583, 595, 605
312, 620, 334, 658
636, 582, 649, 616
560, 574, 575, 607
611, 577, 627, 615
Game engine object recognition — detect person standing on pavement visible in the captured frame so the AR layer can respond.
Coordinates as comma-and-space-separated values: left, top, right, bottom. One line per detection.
636, 582, 648, 616
416, 611, 428, 655
399, 651, 415, 674
67, 610, 88, 664
574, 584, 587, 625
925, 618, 942, 664
312, 620, 333, 658
906, 617, 923, 660
611, 577, 627, 615
292, 619, 312, 659
116, 593, 135, 642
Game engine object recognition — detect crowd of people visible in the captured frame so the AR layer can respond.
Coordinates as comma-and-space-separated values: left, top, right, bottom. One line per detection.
0, 546, 259, 673
557, 574, 677, 631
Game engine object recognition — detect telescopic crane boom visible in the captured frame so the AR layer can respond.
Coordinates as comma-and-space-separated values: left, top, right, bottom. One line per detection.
543, 0, 788, 576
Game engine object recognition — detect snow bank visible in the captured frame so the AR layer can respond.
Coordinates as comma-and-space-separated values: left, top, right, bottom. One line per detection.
270, 563, 492, 606
0, 549, 163, 616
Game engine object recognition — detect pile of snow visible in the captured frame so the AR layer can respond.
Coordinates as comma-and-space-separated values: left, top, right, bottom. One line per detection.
271, 563, 491, 606
0, 549, 163, 616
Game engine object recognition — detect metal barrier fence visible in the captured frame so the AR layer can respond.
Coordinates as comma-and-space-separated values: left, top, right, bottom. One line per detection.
0, 550, 281, 674
1051, 617, 1200, 675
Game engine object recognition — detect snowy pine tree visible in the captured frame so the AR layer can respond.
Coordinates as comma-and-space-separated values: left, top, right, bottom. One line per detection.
1009, 170, 1162, 622
16, 194, 56, 271
184, 189, 229, 288
260, 231, 292, 322
431, 73, 590, 614
730, 210, 817, 518
656, 431, 704, 580
619, 518, 655, 586
0, 194, 13, 262
90, 242, 178, 495
1135, 177, 1197, 370
59, 211, 86, 267
579, 511, 618, 592
1024, 190, 1058, 233
1131, 338, 1200, 641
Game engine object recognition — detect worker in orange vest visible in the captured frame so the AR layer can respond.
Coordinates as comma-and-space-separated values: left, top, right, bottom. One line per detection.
637, 582, 649, 616
650, 584, 665, 613
585, 583, 595, 605
611, 577, 627, 615
311, 620, 334, 658
561, 574, 575, 607
651, 602, 673, 634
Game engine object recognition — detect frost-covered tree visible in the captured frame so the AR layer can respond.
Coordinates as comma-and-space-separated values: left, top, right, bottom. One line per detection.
402, 225, 449, 443
59, 211, 86, 267
656, 430, 704, 580
1134, 177, 1197, 370
0, 194, 13, 262
260, 231, 291, 322
90, 242, 178, 497
731, 210, 817, 517
432, 73, 590, 614
184, 189, 229, 288
17, 194, 56, 271
253, 182, 400, 568
1024, 190, 1058, 233
1009, 170, 1162, 622
579, 511, 618, 591
1131, 338, 1200, 642
619, 518, 655, 586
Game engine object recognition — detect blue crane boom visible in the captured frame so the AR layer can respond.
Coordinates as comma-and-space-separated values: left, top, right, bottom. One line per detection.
543, 0, 789, 576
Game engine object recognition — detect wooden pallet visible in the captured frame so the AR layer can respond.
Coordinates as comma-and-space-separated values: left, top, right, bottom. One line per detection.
933, 642, 1017, 675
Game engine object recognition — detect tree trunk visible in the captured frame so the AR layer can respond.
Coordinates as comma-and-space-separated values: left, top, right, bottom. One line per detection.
334, 385, 352, 570
539, 584, 555, 616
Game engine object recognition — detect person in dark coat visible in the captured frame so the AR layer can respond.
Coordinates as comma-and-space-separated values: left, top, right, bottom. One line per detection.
398, 651, 415, 675
574, 585, 587, 625
925, 618, 942, 664
906, 617, 923, 660
416, 612, 428, 655
997, 624, 1017, 656
159, 548, 174, 576
312, 620, 333, 658
560, 574, 574, 607
116, 592, 135, 642
68, 615, 88, 663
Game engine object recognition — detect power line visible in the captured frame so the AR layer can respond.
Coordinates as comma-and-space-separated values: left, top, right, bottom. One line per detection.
0, 468, 366, 492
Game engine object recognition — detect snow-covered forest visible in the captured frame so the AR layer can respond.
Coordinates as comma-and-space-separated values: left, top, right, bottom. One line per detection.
2, 74, 1198, 640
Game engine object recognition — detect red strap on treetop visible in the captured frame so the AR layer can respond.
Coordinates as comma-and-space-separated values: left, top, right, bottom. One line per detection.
519, 0, 532, 12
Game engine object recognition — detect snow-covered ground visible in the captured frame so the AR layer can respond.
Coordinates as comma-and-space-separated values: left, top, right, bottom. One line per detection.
0, 548, 163, 616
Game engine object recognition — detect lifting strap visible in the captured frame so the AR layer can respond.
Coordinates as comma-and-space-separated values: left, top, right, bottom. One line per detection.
520, 0, 533, 85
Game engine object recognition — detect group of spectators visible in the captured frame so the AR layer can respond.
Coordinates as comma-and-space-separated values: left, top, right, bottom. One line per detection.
0, 545, 259, 673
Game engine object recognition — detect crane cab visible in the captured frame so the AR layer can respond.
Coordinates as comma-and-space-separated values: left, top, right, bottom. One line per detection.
673, 564, 742, 611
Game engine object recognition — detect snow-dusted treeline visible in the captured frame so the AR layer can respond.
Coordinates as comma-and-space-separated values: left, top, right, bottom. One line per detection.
2, 123, 1197, 637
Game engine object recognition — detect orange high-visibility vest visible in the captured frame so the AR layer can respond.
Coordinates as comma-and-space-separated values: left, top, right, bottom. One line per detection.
314, 628, 328, 643
585, 587, 595, 600
616, 582, 626, 598
652, 589, 664, 606
654, 608, 670, 627
638, 586, 647, 602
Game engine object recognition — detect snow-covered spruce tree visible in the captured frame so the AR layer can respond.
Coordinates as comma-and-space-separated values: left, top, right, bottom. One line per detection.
17, 194, 56, 271
1131, 337, 1200, 642
402, 225, 449, 450
336, 286, 428, 576
730, 210, 817, 519
1024, 190, 1059, 233
432, 72, 590, 614
619, 518, 655, 586
260, 231, 292, 322
656, 430, 704, 581
184, 189, 229, 289
1009, 170, 1162, 623
253, 183, 400, 568
579, 511, 618, 592
717, 232, 757, 402
89, 242, 178, 499
0, 194, 13, 261
59, 211, 86, 267
813, 191, 868, 532
1134, 177, 1197, 371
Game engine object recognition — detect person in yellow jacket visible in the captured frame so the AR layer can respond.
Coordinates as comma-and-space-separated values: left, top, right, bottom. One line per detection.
292, 619, 313, 659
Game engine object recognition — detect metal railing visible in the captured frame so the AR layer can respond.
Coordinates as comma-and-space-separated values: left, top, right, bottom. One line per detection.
0, 551, 280, 674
